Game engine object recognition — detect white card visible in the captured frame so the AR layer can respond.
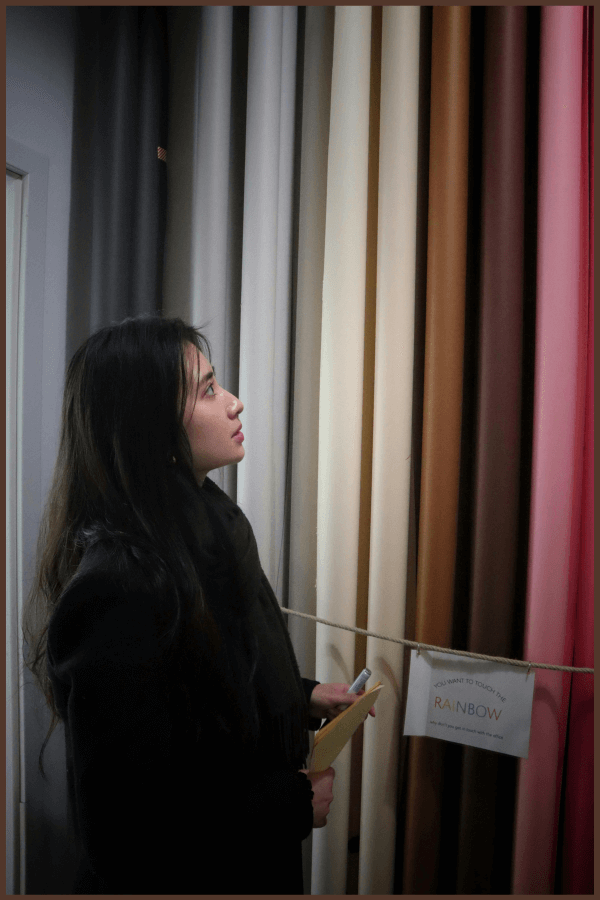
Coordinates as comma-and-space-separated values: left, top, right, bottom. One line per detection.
403, 649, 535, 758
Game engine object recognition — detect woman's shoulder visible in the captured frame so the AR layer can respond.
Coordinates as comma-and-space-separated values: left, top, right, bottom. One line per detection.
47, 537, 176, 667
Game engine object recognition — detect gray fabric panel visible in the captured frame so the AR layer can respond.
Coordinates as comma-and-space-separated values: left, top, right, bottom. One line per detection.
238, 7, 298, 596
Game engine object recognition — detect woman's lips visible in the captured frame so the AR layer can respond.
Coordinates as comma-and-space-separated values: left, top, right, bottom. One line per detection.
233, 429, 244, 443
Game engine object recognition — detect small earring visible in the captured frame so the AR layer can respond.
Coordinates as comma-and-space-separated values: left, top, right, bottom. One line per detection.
170, 455, 177, 466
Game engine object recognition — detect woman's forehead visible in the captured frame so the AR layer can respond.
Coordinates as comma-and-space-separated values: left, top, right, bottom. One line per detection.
184, 344, 211, 380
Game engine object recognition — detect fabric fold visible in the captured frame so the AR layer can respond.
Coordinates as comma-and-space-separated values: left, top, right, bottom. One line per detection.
456, 8, 526, 892
403, 7, 471, 893
312, 7, 372, 895
511, 7, 584, 893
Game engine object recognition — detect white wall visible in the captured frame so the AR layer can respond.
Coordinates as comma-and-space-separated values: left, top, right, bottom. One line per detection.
7, 6, 73, 497
7, 6, 77, 892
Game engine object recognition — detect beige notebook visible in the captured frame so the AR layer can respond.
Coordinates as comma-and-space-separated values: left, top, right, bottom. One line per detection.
308, 682, 383, 773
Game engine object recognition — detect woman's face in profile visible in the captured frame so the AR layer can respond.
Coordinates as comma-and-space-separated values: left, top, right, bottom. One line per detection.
183, 345, 245, 484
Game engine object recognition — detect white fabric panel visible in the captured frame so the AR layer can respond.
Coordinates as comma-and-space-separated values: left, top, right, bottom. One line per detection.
191, 7, 239, 499
359, 7, 420, 894
311, 8, 372, 895
238, 7, 298, 596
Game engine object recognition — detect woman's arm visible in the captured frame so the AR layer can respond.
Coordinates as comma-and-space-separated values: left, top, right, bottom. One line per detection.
302, 677, 323, 730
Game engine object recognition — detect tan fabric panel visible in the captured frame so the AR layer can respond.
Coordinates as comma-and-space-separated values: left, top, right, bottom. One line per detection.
403, 6, 471, 892
346, 6, 381, 894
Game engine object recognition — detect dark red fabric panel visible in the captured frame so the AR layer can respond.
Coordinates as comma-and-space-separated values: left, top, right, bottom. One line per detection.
561, 7, 594, 893
456, 10, 527, 890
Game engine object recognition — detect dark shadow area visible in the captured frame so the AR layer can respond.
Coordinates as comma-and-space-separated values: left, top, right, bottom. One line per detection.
65, 8, 168, 365
512, 5, 540, 664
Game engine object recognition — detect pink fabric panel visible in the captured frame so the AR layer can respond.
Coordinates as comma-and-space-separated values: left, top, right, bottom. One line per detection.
562, 7, 594, 892
511, 6, 584, 894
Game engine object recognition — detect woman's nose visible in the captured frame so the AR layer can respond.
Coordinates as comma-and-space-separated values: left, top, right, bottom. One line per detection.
227, 395, 243, 416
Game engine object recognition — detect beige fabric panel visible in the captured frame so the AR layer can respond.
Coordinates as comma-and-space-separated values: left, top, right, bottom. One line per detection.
359, 6, 421, 894
312, 7, 372, 895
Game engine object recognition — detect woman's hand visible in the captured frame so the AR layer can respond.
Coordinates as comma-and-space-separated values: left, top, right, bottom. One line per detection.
309, 682, 376, 722
299, 767, 335, 828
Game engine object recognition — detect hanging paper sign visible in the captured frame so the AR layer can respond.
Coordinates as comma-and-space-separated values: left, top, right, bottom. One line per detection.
403, 649, 535, 758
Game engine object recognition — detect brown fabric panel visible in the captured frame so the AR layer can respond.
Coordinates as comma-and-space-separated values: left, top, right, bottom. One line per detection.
470, 6, 526, 659
414, 5, 471, 646
347, 8, 382, 892
456, 9, 526, 892
403, 7, 471, 893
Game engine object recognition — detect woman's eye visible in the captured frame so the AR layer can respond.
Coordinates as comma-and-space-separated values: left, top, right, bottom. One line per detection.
205, 383, 215, 396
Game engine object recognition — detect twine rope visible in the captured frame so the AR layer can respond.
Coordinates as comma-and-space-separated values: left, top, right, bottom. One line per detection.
281, 607, 594, 674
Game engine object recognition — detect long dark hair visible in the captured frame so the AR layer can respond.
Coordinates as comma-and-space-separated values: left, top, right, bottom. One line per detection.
23, 315, 222, 761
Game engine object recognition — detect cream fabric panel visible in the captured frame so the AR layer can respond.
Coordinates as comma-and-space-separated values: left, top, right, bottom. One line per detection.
287, 14, 335, 891
287, 6, 335, 678
311, 7, 372, 895
358, 8, 420, 894
238, 7, 298, 594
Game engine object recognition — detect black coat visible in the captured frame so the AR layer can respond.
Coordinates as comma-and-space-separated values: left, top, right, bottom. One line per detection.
47, 527, 321, 895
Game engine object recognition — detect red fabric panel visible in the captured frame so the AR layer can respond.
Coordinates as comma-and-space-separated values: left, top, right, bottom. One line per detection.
511, 7, 584, 893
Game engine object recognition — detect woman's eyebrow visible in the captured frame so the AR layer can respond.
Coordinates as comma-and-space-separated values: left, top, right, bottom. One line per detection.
198, 367, 215, 385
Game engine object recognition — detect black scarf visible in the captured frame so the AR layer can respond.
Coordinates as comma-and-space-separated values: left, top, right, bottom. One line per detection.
197, 478, 310, 770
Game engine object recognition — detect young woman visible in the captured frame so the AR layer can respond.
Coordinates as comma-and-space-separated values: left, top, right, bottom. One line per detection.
24, 315, 371, 894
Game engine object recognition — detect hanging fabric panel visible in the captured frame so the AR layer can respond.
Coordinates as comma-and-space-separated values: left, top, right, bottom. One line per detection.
357, 7, 420, 895
561, 6, 593, 893
456, 8, 526, 893
311, 7, 372, 895
163, 7, 247, 500
403, 7, 471, 892
189, 6, 241, 500
163, 8, 201, 320
67, 7, 169, 358
286, 11, 335, 892
512, 7, 584, 893
238, 7, 297, 593
287, 5, 335, 678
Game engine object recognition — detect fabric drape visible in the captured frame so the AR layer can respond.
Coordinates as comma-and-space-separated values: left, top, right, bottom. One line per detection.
456, 8, 526, 893
21, 4, 595, 893
346, 9, 380, 891
357, 7, 420, 895
311, 7, 372, 895
287, 5, 334, 681
158, 7, 593, 892
238, 6, 298, 596
66, 7, 168, 361
561, 10, 594, 892
512, 7, 584, 893
285, 11, 334, 889
403, 8, 471, 892
163, 7, 248, 501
